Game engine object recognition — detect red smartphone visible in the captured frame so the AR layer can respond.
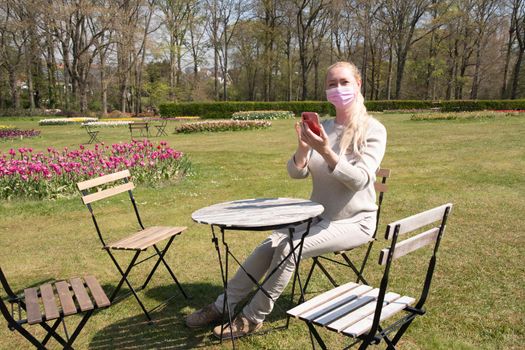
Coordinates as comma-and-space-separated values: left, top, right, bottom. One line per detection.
301, 112, 321, 136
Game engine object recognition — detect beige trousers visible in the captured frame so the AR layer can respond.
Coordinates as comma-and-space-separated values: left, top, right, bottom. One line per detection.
214, 214, 375, 324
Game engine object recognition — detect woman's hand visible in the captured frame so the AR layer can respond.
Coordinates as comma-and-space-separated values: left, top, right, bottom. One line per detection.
295, 121, 310, 150
293, 121, 310, 168
300, 122, 330, 155
300, 122, 340, 170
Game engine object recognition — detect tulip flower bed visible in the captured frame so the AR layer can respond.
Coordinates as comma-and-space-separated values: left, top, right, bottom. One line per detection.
39, 117, 98, 126
174, 120, 271, 133
409, 111, 522, 121
0, 128, 41, 140
0, 140, 191, 199
231, 110, 294, 120
82, 121, 133, 127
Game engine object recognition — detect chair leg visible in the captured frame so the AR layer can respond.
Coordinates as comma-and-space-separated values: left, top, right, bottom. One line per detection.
340, 252, 369, 285
66, 310, 94, 348
307, 322, 328, 350
106, 250, 153, 322
40, 318, 64, 346
389, 317, 415, 347
302, 258, 319, 294
10, 321, 48, 349
146, 239, 189, 299
315, 259, 340, 287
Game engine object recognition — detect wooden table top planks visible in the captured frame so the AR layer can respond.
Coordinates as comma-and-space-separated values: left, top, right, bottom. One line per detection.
192, 197, 324, 230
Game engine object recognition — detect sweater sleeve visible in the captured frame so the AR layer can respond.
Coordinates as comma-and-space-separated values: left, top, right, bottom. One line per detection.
330, 120, 387, 191
287, 156, 309, 179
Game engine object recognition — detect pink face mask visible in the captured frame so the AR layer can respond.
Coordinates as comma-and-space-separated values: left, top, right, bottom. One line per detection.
326, 86, 357, 108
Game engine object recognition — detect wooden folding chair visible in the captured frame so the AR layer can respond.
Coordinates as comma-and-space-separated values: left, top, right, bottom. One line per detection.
288, 203, 453, 350
84, 124, 100, 144
303, 169, 391, 291
154, 119, 168, 137
1, 267, 110, 349
77, 169, 189, 322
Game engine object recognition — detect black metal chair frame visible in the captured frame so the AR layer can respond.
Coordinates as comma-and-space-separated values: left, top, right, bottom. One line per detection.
303, 169, 390, 291
154, 119, 168, 137
301, 204, 452, 350
77, 170, 188, 322
0, 268, 105, 349
84, 124, 100, 144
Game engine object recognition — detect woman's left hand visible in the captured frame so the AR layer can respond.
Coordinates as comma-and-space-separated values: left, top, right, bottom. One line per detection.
300, 122, 330, 155
300, 122, 340, 169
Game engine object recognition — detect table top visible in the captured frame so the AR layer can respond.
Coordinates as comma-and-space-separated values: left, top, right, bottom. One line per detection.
192, 197, 324, 230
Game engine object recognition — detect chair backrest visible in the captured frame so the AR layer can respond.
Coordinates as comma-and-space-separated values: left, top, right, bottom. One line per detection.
365, 203, 452, 339
380, 203, 452, 303
77, 169, 135, 205
0, 267, 19, 326
373, 168, 391, 238
77, 169, 144, 246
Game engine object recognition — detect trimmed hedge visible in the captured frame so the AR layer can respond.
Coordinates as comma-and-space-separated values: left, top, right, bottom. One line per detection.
160, 101, 335, 118
159, 99, 525, 119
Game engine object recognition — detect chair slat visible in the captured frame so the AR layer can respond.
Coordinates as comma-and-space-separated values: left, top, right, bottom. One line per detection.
385, 203, 452, 238
374, 182, 388, 193
376, 168, 390, 178
287, 282, 360, 319
24, 288, 42, 325
40, 283, 59, 321
55, 280, 77, 316
70, 278, 94, 312
108, 226, 186, 251
84, 275, 110, 308
116, 226, 173, 250
299, 285, 373, 321
342, 295, 415, 337
81, 182, 135, 204
313, 288, 379, 326
77, 169, 131, 190
129, 226, 184, 250
327, 292, 400, 333
379, 227, 440, 265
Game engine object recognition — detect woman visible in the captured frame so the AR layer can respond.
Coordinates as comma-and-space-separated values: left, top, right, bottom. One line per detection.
185, 61, 387, 340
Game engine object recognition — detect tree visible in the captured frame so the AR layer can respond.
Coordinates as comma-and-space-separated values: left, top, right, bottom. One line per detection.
159, 0, 192, 101
0, 0, 28, 108
510, 0, 525, 98
294, 0, 327, 100
469, 0, 498, 99
381, 0, 432, 99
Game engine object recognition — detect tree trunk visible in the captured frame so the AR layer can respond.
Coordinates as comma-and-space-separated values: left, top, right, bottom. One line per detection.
214, 47, 219, 100
470, 43, 482, 99
169, 34, 176, 100
8, 68, 19, 109
395, 49, 407, 99
501, 30, 514, 98
386, 44, 393, 100
223, 30, 228, 101
511, 49, 524, 99
26, 58, 35, 111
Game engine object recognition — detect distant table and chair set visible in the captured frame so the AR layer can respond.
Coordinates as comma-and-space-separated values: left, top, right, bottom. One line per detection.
84, 118, 169, 144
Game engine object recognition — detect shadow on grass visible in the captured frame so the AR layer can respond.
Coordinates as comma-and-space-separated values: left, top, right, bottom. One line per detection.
88, 274, 337, 349
89, 282, 224, 350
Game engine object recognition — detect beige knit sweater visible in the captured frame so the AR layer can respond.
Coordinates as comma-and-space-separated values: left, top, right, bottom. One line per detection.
287, 117, 387, 222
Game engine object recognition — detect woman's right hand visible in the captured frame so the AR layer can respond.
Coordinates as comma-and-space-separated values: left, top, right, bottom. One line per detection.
295, 121, 310, 150
293, 122, 310, 168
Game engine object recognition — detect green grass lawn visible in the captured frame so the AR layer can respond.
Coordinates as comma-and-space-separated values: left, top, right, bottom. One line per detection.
0, 114, 523, 349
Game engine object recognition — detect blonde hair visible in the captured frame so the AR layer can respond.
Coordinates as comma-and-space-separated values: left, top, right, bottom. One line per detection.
326, 61, 370, 155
